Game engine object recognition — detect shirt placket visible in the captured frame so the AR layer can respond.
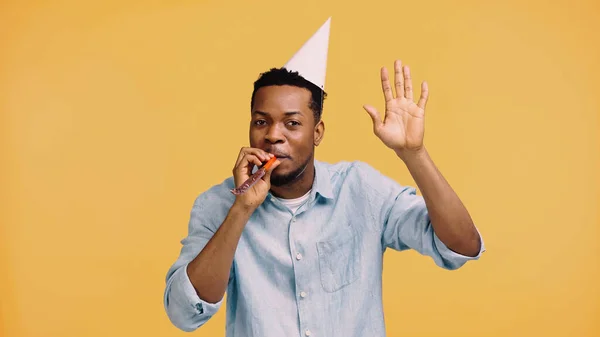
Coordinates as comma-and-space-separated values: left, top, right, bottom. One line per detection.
288, 199, 316, 337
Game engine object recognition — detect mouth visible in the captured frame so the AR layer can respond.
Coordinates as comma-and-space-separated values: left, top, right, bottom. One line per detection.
265, 149, 290, 160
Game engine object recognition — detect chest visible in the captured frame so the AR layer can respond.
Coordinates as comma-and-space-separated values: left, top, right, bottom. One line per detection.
232, 196, 380, 294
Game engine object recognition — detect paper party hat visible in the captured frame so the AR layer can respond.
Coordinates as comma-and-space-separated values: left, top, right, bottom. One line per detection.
283, 17, 331, 90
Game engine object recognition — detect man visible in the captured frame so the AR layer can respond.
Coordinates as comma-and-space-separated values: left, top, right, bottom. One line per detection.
163, 18, 484, 337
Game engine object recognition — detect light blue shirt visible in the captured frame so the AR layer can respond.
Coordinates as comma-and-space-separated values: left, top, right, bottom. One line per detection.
163, 160, 485, 336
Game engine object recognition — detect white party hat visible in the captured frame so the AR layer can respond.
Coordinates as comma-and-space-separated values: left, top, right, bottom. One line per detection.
284, 17, 331, 90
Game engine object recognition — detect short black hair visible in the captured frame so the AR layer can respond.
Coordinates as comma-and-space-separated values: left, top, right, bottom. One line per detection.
250, 67, 327, 123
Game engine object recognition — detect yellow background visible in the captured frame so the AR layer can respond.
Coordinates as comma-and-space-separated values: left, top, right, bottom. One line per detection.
1, 0, 599, 336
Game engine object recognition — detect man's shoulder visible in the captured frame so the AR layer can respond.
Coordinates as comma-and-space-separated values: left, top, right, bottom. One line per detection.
317, 159, 386, 180
191, 176, 236, 209
184, 176, 237, 231
317, 159, 410, 195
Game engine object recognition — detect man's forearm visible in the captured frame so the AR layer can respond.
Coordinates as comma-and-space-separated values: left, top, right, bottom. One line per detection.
396, 147, 481, 257
186, 202, 254, 303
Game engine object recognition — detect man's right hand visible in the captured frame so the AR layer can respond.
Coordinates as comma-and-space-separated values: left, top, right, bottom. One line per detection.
232, 147, 281, 210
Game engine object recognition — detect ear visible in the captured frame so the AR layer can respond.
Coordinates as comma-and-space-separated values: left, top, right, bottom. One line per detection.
314, 119, 325, 146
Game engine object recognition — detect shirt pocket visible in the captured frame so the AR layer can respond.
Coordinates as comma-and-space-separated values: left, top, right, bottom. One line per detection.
316, 228, 360, 292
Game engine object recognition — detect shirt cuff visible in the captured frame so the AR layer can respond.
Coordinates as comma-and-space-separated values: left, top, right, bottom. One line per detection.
165, 262, 223, 330
433, 226, 486, 270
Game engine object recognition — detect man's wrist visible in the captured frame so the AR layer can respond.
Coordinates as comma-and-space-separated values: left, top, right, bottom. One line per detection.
395, 146, 428, 164
231, 199, 258, 217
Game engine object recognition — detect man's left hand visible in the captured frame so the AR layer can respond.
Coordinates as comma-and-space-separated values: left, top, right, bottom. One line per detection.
363, 60, 429, 157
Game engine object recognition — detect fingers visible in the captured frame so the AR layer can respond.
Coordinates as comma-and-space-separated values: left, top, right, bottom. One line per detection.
237, 154, 263, 175
233, 147, 275, 181
387, 60, 415, 101
363, 104, 383, 131
417, 81, 429, 110
380, 67, 394, 102
235, 147, 272, 168
403, 65, 413, 101
394, 60, 404, 98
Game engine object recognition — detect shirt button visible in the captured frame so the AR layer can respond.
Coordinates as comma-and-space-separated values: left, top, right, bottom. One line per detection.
300, 291, 306, 298
305, 329, 311, 336
292, 217, 296, 222
296, 253, 302, 260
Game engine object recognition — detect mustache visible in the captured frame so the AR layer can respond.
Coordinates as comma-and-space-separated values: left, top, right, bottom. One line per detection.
264, 148, 290, 158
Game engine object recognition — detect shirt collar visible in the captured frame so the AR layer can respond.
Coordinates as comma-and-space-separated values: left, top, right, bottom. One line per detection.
312, 159, 334, 200
266, 159, 334, 204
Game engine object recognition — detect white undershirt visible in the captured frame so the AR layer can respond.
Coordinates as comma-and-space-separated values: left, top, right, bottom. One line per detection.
274, 189, 311, 214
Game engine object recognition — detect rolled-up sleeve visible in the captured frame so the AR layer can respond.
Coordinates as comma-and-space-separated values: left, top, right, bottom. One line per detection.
164, 260, 224, 332
163, 189, 233, 331
431, 225, 485, 269
353, 161, 485, 270
382, 184, 485, 270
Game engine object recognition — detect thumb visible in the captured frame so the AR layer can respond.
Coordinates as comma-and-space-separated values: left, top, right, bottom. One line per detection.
363, 104, 382, 131
262, 159, 281, 182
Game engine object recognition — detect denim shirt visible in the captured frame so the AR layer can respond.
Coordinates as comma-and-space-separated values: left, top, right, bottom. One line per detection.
163, 160, 485, 336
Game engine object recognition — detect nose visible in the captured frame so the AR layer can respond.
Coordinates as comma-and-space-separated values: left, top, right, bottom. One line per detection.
265, 124, 285, 144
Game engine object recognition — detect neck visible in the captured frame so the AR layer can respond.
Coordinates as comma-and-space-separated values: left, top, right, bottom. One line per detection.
270, 162, 315, 199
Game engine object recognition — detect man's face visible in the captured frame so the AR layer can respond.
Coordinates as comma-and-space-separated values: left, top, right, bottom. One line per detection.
250, 85, 324, 187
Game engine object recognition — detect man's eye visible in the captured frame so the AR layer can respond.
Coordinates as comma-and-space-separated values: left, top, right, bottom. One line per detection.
254, 120, 266, 125
287, 121, 300, 126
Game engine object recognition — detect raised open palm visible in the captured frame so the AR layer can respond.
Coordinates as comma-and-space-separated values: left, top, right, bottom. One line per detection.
363, 60, 429, 153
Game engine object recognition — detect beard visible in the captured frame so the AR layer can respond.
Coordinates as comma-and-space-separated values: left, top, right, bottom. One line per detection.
270, 154, 312, 187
